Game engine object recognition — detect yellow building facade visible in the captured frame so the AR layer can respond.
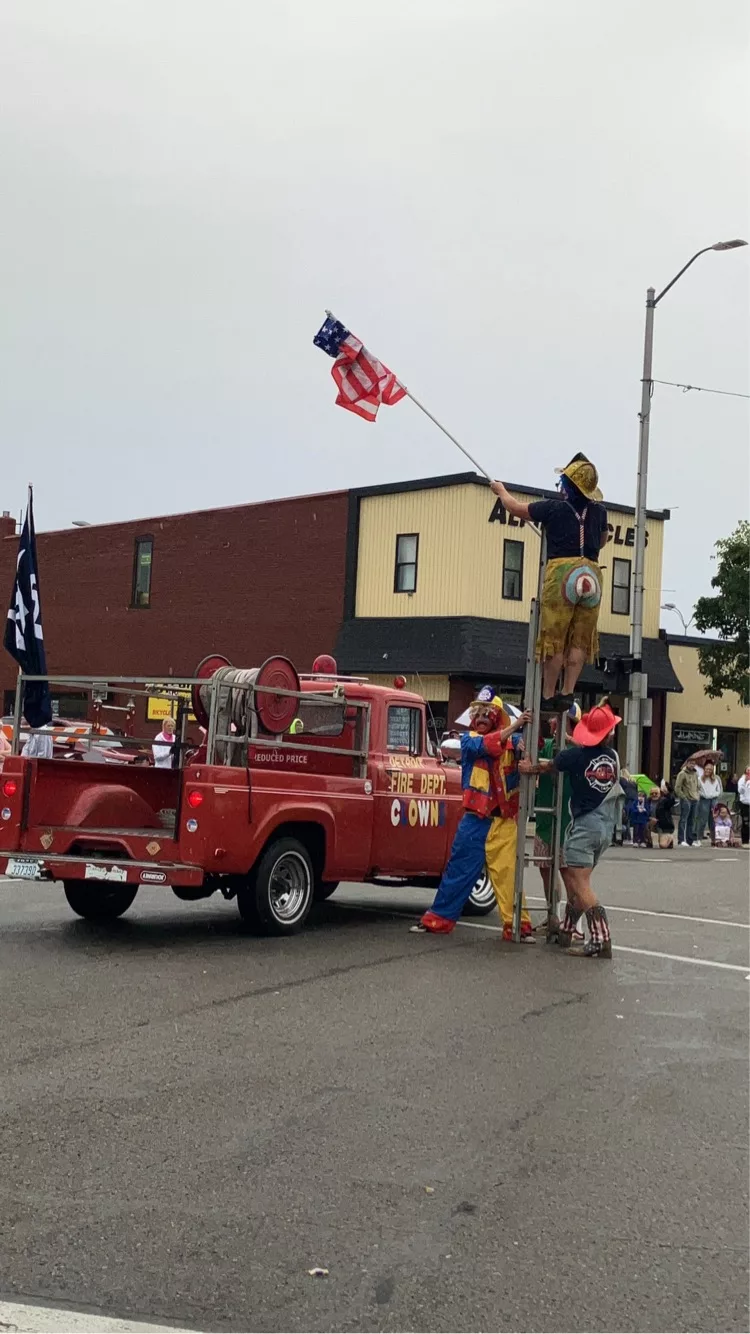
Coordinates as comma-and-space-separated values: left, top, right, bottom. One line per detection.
664, 640, 749, 778
354, 479, 665, 637
336, 471, 682, 777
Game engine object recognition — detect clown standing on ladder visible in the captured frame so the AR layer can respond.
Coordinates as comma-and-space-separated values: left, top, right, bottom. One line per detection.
492, 453, 608, 713
411, 688, 535, 939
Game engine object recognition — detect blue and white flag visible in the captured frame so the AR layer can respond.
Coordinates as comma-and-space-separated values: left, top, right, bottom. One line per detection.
4, 488, 52, 728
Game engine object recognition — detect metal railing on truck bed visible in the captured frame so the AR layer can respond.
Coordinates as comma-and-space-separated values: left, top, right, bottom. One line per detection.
10, 671, 371, 777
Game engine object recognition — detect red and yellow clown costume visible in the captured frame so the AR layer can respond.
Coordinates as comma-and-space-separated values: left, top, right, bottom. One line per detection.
415, 692, 533, 938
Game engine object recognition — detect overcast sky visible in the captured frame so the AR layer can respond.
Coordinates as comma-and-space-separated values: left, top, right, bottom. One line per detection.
1, 0, 747, 630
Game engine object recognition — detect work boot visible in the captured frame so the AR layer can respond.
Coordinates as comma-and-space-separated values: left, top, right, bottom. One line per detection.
568, 904, 612, 958
569, 938, 613, 959
557, 901, 578, 948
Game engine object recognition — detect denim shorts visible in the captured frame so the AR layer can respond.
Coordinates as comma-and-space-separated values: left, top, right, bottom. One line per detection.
564, 806, 616, 868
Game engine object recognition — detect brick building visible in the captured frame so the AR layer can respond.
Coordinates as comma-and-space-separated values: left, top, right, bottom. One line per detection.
0, 490, 350, 719
6, 472, 727, 783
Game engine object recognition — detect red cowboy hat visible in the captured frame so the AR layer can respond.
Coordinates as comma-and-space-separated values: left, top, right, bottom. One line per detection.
572, 702, 621, 746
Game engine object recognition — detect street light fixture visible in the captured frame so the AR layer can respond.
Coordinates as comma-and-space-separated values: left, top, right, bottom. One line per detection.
660, 603, 695, 635
624, 238, 748, 773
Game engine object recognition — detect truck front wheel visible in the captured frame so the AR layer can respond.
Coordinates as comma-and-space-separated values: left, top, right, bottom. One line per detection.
63, 880, 138, 921
463, 871, 496, 917
238, 838, 314, 935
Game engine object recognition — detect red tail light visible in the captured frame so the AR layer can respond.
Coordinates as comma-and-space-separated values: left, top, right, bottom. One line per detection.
2, 779, 17, 797
187, 790, 203, 808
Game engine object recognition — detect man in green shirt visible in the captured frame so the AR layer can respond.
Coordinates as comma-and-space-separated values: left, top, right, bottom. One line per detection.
533, 708, 578, 935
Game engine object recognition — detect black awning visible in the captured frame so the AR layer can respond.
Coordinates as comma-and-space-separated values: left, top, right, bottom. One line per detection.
336, 617, 682, 693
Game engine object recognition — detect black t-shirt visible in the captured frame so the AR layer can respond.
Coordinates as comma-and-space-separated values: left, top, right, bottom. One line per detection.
527, 497, 608, 561
554, 744, 619, 817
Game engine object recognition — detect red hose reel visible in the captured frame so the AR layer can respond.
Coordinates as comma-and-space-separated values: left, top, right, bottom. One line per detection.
191, 654, 301, 735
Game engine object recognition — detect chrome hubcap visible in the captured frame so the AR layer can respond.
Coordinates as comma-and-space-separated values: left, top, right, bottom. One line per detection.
269, 852, 310, 922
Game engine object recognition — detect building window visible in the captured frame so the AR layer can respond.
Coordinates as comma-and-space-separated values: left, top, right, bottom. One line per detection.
388, 705, 422, 755
131, 537, 153, 608
502, 540, 524, 600
611, 557, 631, 615
394, 533, 419, 593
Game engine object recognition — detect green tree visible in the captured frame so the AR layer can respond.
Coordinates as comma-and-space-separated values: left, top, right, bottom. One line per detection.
693, 520, 750, 706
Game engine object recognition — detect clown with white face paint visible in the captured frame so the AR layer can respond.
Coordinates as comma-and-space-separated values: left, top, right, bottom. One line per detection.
411, 687, 532, 936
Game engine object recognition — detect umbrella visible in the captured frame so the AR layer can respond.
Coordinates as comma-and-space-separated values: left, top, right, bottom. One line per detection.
630, 772, 659, 795
687, 749, 722, 767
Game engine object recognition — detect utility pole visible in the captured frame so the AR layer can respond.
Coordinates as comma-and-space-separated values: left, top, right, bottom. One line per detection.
625, 288, 655, 773
624, 239, 747, 774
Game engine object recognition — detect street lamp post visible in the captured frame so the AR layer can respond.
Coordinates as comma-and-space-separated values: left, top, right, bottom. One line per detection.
661, 603, 695, 635
624, 238, 748, 774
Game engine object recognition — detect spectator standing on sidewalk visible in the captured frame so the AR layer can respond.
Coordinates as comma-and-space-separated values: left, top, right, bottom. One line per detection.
629, 791, 651, 847
738, 767, 750, 849
697, 762, 722, 843
675, 759, 701, 846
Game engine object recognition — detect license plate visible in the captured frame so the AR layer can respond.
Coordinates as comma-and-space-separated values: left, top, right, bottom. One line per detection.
6, 858, 43, 880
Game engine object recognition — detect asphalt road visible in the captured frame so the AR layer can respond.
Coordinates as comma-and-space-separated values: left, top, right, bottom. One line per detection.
1, 848, 748, 1333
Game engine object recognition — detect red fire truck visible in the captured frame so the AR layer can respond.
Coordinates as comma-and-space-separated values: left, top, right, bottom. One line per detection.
0, 655, 495, 933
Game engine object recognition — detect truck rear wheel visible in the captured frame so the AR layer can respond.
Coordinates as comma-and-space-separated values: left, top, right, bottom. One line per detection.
63, 880, 138, 921
463, 871, 496, 917
237, 838, 314, 935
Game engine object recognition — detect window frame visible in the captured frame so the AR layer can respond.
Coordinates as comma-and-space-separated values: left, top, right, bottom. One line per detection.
387, 704, 423, 756
611, 556, 631, 616
131, 535, 154, 609
502, 538, 524, 601
393, 532, 419, 594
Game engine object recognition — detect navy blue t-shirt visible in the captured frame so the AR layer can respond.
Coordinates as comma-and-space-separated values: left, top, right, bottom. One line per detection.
527, 497, 608, 561
554, 744, 619, 817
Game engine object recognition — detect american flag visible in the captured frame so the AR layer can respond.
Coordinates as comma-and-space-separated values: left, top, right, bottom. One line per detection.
313, 315, 406, 422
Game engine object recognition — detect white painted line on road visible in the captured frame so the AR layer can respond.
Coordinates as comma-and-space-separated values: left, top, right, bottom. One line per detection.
347, 903, 750, 973
610, 945, 750, 973
525, 895, 750, 931
451, 919, 749, 973
0, 1302, 188, 1332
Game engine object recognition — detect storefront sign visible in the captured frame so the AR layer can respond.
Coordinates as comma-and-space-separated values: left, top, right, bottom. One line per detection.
488, 502, 649, 545
147, 691, 196, 722
673, 726, 713, 747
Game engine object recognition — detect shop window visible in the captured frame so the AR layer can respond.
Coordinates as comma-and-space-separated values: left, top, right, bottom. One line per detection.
394, 534, 419, 593
502, 540, 524, 600
611, 557, 631, 615
388, 705, 422, 755
131, 537, 153, 608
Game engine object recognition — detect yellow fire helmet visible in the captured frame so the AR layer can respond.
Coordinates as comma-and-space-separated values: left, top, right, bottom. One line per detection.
555, 452, 603, 502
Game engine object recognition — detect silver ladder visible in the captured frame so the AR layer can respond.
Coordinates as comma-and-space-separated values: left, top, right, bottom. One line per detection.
511, 537, 568, 942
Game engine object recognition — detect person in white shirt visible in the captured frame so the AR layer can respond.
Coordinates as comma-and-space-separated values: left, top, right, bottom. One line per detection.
738, 767, 750, 849
697, 761, 723, 844
152, 717, 176, 769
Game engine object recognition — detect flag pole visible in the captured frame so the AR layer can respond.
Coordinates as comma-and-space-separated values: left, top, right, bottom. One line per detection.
400, 388, 493, 481
324, 310, 494, 482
